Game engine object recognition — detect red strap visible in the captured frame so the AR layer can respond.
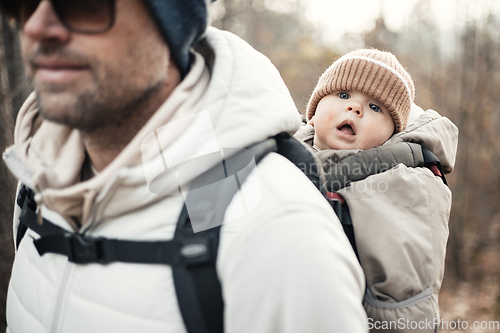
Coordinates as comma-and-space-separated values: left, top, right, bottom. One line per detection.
428, 164, 442, 177
326, 192, 346, 204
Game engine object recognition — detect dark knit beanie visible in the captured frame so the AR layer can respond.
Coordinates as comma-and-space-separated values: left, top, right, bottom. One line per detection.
306, 49, 415, 132
145, 0, 213, 78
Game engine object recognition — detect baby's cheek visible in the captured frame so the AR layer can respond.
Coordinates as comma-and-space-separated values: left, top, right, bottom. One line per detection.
380, 129, 393, 142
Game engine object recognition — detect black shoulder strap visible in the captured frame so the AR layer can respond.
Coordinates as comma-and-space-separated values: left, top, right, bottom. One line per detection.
173, 132, 323, 333
172, 137, 281, 333
273, 132, 323, 192
172, 207, 223, 333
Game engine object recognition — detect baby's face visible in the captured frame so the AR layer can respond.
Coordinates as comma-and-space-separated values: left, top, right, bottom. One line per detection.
311, 90, 395, 150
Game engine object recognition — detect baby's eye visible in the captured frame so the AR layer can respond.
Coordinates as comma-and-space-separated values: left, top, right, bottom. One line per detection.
338, 92, 350, 99
370, 104, 381, 112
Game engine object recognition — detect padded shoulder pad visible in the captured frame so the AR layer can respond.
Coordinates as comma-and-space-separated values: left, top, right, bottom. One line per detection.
323, 142, 425, 191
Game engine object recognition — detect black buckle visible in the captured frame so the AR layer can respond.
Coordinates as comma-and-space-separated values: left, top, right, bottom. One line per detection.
17, 185, 37, 211
64, 234, 106, 264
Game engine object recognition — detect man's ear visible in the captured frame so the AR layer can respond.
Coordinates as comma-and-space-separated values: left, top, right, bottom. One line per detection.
309, 116, 315, 127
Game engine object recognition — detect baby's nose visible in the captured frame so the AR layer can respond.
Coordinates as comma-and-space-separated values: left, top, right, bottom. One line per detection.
347, 101, 363, 116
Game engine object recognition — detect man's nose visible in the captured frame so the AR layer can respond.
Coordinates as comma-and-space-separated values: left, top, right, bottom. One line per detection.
22, 1, 70, 43
346, 100, 363, 117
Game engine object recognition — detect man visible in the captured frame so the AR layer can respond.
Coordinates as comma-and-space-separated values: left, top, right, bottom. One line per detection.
1, 0, 367, 332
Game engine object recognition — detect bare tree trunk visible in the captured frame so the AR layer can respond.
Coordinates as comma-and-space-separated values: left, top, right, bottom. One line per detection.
0, 16, 17, 332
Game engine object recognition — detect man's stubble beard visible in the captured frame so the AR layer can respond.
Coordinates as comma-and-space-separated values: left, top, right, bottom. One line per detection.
35, 65, 166, 133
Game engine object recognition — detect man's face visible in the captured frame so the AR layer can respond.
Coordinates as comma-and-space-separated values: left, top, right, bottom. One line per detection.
311, 90, 395, 151
21, 0, 176, 130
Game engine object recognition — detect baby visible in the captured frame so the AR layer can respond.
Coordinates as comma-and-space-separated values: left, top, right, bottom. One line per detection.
306, 48, 414, 151
295, 48, 459, 333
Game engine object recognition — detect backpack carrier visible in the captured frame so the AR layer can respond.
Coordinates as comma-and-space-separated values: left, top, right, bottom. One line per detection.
16, 133, 446, 333
319, 142, 448, 333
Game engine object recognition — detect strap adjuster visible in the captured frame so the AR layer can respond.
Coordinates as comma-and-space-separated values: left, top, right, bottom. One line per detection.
63, 234, 106, 264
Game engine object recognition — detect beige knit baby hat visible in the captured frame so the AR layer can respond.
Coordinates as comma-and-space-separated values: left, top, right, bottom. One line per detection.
306, 49, 415, 133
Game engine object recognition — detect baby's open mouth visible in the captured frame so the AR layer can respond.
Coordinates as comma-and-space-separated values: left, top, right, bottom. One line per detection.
338, 124, 355, 136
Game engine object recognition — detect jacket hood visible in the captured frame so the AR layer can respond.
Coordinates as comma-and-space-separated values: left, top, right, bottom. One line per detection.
3, 27, 301, 225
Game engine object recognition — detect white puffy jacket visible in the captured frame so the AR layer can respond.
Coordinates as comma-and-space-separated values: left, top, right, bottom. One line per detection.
3, 28, 367, 333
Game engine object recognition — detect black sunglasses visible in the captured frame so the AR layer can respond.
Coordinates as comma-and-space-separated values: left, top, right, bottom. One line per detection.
1, 0, 116, 34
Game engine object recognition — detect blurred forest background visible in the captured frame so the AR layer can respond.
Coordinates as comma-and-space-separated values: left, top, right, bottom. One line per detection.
1, 0, 499, 331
